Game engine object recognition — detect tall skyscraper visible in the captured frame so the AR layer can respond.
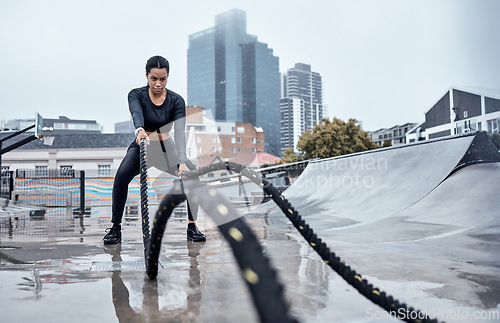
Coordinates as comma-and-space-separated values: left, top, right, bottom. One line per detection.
281, 63, 324, 155
187, 9, 281, 156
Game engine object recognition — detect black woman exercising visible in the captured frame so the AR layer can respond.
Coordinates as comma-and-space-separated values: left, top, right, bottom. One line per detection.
103, 55, 206, 244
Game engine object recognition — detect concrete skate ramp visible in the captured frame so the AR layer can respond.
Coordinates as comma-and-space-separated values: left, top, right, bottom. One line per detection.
281, 131, 500, 228
260, 131, 500, 315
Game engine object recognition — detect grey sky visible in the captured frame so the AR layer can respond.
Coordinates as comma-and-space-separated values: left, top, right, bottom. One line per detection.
1, 0, 499, 134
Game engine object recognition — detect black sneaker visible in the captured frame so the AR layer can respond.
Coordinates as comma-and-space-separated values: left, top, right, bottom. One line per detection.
103, 226, 122, 244
187, 224, 206, 242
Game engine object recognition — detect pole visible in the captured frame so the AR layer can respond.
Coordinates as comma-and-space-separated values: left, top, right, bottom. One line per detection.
80, 170, 85, 215
1, 135, 39, 155
0, 124, 35, 143
8, 170, 14, 200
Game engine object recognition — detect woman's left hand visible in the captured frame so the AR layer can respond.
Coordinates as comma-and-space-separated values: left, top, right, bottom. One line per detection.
178, 163, 189, 179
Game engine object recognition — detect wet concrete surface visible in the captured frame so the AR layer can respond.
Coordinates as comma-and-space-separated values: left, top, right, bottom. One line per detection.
0, 202, 406, 323
1, 200, 499, 322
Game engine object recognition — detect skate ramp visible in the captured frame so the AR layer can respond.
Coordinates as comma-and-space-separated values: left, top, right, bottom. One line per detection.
280, 132, 500, 228
259, 131, 500, 315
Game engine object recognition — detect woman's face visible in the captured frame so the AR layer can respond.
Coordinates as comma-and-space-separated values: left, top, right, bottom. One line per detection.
147, 68, 168, 94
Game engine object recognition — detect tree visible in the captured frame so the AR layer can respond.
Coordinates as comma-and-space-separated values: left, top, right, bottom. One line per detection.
282, 147, 301, 163
382, 139, 392, 147
296, 117, 380, 159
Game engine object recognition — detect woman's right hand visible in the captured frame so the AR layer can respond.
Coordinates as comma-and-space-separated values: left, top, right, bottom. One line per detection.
136, 128, 150, 145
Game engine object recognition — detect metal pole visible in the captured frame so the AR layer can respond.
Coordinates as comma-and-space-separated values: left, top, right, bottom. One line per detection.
1, 135, 39, 155
0, 124, 35, 143
8, 170, 14, 200
80, 170, 85, 215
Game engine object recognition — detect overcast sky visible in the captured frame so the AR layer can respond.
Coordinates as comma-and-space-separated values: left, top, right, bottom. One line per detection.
1, 0, 499, 133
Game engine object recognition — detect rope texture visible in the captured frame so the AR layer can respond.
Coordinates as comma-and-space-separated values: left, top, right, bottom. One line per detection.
139, 138, 151, 261
180, 161, 439, 323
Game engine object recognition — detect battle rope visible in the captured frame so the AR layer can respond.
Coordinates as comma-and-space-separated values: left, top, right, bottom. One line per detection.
178, 161, 439, 323
147, 179, 297, 323
139, 139, 150, 260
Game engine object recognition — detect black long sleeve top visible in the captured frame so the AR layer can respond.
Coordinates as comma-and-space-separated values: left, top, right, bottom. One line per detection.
128, 86, 188, 163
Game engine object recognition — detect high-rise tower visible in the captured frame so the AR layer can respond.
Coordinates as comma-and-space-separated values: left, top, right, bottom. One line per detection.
187, 9, 281, 156
281, 63, 324, 154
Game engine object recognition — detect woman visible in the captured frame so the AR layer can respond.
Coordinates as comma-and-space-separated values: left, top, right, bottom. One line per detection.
103, 55, 206, 244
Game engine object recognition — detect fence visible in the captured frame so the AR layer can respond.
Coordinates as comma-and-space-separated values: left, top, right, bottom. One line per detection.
0, 160, 312, 209
0, 170, 14, 199
7, 169, 85, 213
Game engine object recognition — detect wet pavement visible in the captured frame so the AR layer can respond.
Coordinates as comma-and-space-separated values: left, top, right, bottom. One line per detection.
0, 202, 409, 323
1, 197, 499, 322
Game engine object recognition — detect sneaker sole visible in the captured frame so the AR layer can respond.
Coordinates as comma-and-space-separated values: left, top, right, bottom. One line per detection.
187, 236, 206, 242
103, 239, 122, 245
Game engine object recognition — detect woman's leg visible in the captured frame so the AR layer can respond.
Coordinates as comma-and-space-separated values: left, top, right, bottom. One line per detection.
104, 142, 140, 244
111, 142, 140, 225
151, 138, 205, 241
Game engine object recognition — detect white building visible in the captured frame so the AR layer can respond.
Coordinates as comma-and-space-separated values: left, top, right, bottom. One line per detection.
1, 133, 134, 178
407, 87, 500, 142
369, 123, 418, 146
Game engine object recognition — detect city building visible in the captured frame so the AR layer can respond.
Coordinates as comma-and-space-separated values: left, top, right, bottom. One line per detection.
0, 133, 134, 178
114, 119, 134, 134
280, 63, 324, 155
185, 106, 265, 161
187, 9, 281, 156
368, 123, 418, 146
406, 87, 500, 142
4, 116, 102, 134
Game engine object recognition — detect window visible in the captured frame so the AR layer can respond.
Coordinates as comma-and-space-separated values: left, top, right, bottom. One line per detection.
237, 137, 241, 144
231, 137, 236, 144
211, 147, 216, 153
35, 166, 48, 177
98, 165, 111, 177
252, 147, 256, 153
217, 137, 221, 143
487, 119, 499, 133
59, 166, 74, 177
212, 136, 216, 143
197, 136, 201, 143
237, 147, 241, 153
217, 126, 221, 132
237, 126, 245, 133
231, 127, 235, 132
463, 110, 468, 118
232, 147, 236, 153
252, 137, 256, 144
198, 147, 202, 153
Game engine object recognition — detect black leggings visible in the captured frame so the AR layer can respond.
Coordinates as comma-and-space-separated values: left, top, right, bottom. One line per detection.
111, 139, 198, 224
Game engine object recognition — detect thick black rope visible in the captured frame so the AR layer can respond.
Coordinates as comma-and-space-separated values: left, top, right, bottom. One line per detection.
179, 161, 439, 323
147, 179, 296, 323
139, 139, 150, 260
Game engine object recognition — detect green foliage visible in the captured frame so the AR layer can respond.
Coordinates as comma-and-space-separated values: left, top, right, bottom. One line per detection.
382, 139, 392, 147
296, 117, 380, 159
282, 147, 301, 163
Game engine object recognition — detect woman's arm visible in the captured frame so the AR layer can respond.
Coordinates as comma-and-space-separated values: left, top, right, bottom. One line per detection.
128, 89, 149, 145
173, 95, 188, 164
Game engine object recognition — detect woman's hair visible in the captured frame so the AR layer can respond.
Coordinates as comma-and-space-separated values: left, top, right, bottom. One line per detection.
145, 55, 170, 74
